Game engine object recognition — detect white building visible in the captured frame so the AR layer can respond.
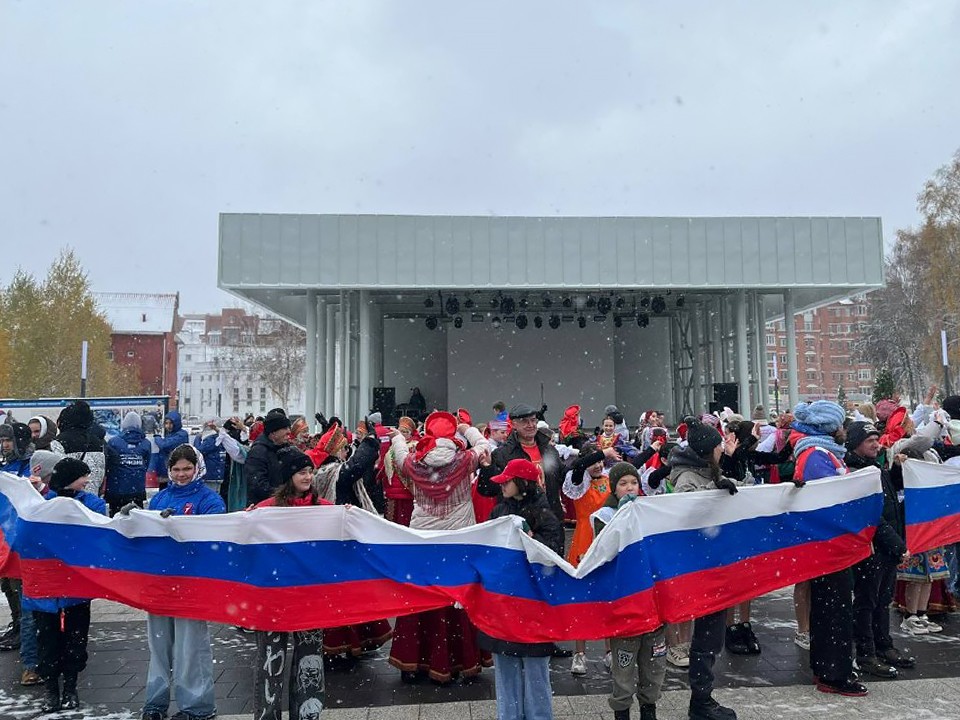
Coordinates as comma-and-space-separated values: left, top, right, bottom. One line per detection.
176, 309, 305, 420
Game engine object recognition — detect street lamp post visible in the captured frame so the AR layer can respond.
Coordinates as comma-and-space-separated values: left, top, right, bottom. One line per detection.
943, 329, 954, 397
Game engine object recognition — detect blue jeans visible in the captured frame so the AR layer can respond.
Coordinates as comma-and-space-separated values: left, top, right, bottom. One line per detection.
20, 609, 38, 669
143, 614, 217, 717
493, 653, 553, 720
945, 544, 959, 596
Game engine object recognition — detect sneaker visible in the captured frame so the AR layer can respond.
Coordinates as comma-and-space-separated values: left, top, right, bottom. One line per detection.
170, 713, 216, 720
793, 631, 810, 650
550, 644, 573, 658
639, 704, 657, 720
724, 623, 749, 654
918, 615, 943, 633
0, 629, 20, 651
603, 650, 612, 670
20, 668, 42, 686
667, 644, 690, 667
856, 656, 898, 679
570, 651, 587, 676
816, 678, 868, 697
879, 647, 916, 669
900, 615, 930, 635
614, 709, 631, 720
141, 712, 165, 720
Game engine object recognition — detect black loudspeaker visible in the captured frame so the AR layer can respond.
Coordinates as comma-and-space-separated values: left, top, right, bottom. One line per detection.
713, 383, 739, 414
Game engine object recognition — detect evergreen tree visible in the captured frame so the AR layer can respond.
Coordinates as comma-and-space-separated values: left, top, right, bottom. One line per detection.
872, 366, 897, 402
837, 383, 848, 408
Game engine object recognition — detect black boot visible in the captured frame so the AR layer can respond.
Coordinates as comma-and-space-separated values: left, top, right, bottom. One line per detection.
0, 625, 20, 652
689, 695, 737, 720
614, 709, 631, 720
640, 704, 657, 720
879, 647, 916, 669
740, 622, 761, 654
61, 673, 79, 710
41, 676, 61, 714
724, 623, 750, 655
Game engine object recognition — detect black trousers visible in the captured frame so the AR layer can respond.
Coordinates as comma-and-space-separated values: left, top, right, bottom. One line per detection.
0, 577, 21, 627
810, 569, 854, 684
852, 555, 896, 659
689, 610, 726, 700
36, 602, 91, 680
254, 629, 326, 720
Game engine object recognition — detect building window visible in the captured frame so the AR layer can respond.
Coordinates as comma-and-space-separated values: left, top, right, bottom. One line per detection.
806, 371, 818, 381
126, 350, 135, 358
858, 369, 872, 381
779, 338, 787, 347
803, 322, 814, 332
182, 375, 191, 383
247, 388, 253, 403
185, 354, 192, 362
804, 337, 815, 349
106, 350, 114, 361
766, 334, 775, 346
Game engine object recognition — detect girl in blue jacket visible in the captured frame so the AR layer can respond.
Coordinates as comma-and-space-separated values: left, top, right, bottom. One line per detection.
25, 457, 107, 713
142, 444, 224, 720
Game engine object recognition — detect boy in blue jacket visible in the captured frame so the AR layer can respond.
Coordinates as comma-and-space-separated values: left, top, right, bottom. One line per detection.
150, 411, 189, 489
27, 457, 107, 713
104, 411, 152, 515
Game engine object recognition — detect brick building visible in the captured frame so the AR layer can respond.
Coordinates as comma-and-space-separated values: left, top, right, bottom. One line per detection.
94, 292, 180, 400
765, 296, 873, 409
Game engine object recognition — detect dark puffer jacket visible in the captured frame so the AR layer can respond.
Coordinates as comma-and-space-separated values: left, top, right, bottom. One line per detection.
477, 484, 563, 657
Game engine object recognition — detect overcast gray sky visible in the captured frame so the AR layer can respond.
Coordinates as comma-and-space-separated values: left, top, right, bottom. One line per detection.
2, 1, 958, 313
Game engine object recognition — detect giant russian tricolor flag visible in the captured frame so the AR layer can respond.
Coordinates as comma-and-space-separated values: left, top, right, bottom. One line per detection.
902, 459, 960, 554
1, 469, 882, 640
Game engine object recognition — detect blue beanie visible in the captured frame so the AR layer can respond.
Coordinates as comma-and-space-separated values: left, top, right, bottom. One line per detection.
792, 401, 846, 435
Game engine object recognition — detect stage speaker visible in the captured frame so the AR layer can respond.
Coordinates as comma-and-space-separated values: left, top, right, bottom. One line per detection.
373, 386, 395, 412
713, 383, 739, 414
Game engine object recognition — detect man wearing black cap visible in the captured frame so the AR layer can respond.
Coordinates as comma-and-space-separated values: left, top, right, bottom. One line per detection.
845, 420, 914, 678
478, 403, 565, 538
244, 409, 292, 505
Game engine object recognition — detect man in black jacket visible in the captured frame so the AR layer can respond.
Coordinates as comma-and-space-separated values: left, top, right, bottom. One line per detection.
478, 403, 565, 528
244, 410, 291, 506
846, 421, 915, 677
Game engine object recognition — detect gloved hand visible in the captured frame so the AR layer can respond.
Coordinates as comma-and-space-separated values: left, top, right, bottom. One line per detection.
118, 502, 138, 516
789, 478, 805, 488
159, 508, 174, 518
618, 493, 639, 508
715, 477, 739, 495
315, 412, 327, 428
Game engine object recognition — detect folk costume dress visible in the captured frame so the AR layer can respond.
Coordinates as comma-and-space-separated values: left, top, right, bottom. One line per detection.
387, 413, 494, 683
561, 449, 610, 566
382, 417, 418, 527
310, 423, 394, 658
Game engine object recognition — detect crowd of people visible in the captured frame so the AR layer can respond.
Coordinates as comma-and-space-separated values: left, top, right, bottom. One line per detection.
2, 390, 960, 720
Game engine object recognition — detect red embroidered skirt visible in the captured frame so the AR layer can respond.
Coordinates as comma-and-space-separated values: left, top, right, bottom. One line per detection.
388, 606, 493, 682
323, 620, 393, 657
386, 497, 414, 527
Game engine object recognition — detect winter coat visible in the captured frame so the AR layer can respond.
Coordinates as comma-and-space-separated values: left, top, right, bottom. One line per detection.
255, 493, 334, 508
0, 456, 32, 477
104, 428, 152, 499
669, 446, 727, 493
478, 431, 564, 524
313, 436, 381, 509
846, 451, 907, 561
478, 485, 562, 657
244, 434, 288, 506
149, 475, 225, 516
22, 490, 107, 613
56, 401, 106, 494
194, 432, 227, 483
152, 411, 189, 478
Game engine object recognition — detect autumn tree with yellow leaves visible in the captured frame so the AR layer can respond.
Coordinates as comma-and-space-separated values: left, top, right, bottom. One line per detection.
0, 249, 140, 398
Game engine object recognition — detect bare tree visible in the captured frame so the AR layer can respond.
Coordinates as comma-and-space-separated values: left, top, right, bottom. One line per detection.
221, 317, 306, 411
